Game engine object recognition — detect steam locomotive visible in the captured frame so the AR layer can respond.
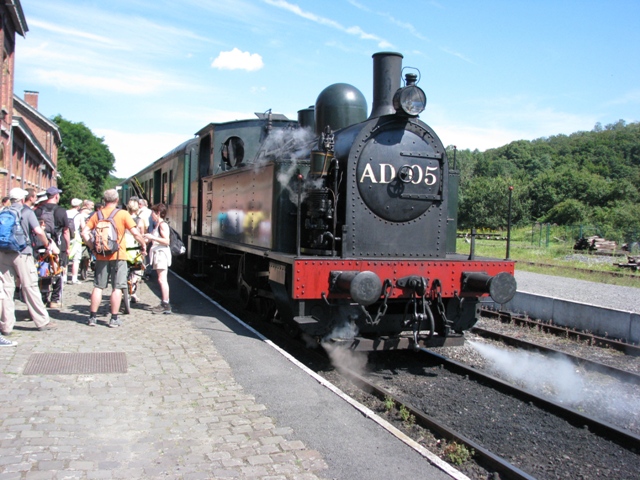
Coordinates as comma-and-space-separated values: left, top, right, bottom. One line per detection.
121, 52, 517, 350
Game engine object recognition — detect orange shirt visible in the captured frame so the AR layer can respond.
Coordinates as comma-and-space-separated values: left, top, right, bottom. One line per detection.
85, 206, 137, 261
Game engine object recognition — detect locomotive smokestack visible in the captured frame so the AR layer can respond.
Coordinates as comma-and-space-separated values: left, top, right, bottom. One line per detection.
369, 52, 403, 119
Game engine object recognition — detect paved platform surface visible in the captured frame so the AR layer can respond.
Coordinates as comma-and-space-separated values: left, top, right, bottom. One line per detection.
515, 270, 640, 313
0, 271, 456, 480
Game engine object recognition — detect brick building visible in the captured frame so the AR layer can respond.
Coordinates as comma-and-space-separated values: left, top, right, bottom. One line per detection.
0, 0, 60, 198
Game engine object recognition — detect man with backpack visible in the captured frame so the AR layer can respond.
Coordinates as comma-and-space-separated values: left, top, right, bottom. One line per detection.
0, 187, 57, 339
81, 189, 146, 328
34, 186, 70, 308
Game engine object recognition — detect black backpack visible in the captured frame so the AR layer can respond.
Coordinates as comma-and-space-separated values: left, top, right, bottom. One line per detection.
168, 225, 185, 256
36, 206, 60, 246
68, 212, 79, 240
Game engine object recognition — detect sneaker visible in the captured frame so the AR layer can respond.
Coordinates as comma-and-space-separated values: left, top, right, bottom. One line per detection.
87, 317, 97, 327
0, 336, 16, 347
71, 280, 80, 285
48, 302, 62, 309
108, 318, 122, 328
38, 321, 57, 331
151, 302, 172, 315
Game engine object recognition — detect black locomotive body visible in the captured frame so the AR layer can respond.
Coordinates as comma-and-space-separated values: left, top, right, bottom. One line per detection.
121, 52, 516, 350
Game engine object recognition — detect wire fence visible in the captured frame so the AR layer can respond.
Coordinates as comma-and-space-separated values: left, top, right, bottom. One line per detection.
529, 223, 640, 250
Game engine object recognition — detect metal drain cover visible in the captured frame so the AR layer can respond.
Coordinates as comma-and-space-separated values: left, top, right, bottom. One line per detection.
23, 352, 127, 375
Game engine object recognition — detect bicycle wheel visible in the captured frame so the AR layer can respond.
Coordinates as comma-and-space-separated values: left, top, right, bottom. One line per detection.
79, 258, 88, 280
122, 287, 131, 314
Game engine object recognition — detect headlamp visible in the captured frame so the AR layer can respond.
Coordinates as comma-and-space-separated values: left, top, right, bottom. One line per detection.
393, 73, 426, 116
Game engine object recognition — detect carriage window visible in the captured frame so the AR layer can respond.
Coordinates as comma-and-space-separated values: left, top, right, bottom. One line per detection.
162, 172, 168, 204
169, 169, 173, 204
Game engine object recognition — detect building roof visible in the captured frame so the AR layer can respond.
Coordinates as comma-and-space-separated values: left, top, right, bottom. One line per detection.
5, 0, 28, 37
13, 95, 62, 144
11, 116, 57, 171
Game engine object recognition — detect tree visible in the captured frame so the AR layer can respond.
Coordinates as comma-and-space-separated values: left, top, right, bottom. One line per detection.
543, 199, 587, 225
53, 115, 116, 201
56, 158, 92, 205
458, 177, 530, 230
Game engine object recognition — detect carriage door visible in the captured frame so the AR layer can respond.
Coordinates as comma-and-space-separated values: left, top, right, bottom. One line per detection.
202, 179, 214, 236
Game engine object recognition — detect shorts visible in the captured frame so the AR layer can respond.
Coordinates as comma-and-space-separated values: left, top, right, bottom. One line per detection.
94, 259, 128, 290
152, 250, 170, 270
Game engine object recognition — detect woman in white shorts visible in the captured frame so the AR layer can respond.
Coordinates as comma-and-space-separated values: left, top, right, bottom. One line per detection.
144, 203, 172, 314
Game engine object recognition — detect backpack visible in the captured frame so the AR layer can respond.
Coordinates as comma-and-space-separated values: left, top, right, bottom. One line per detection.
92, 208, 121, 256
39, 207, 56, 238
168, 225, 186, 256
0, 208, 27, 252
68, 212, 79, 240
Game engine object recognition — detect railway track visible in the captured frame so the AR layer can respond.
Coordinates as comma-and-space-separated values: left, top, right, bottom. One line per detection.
193, 276, 640, 479
480, 306, 640, 356
471, 326, 640, 385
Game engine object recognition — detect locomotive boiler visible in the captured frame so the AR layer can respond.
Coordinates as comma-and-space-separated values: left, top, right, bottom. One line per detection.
122, 51, 517, 350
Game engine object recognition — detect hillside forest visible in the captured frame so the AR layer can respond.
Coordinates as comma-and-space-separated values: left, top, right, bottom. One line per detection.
453, 120, 640, 244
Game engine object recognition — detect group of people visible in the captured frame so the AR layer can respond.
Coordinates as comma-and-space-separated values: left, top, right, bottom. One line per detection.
0, 186, 174, 346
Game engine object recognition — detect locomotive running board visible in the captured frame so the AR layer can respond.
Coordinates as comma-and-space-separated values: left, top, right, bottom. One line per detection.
325, 334, 465, 351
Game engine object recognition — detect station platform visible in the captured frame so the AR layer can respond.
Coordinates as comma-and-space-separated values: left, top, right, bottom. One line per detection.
0, 269, 461, 479
494, 270, 640, 344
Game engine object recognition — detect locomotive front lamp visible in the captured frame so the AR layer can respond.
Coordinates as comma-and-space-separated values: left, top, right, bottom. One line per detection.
393, 73, 426, 116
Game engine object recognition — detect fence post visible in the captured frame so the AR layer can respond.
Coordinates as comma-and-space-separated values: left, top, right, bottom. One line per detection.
546, 223, 551, 247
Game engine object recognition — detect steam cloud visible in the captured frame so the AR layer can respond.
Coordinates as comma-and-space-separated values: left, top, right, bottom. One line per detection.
469, 340, 640, 431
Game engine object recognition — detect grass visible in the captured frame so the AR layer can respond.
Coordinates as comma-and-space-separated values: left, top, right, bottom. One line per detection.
456, 230, 640, 289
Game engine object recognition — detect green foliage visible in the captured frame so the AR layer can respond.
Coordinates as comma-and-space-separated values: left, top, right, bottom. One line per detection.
458, 177, 531, 229
53, 115, 116, 202
458, 121, 640, 239
398, 405, 415, 425
443, 441, 474, 465
383, 395, 394, 412
543, 199, 586, 225
56, 158, 92, 204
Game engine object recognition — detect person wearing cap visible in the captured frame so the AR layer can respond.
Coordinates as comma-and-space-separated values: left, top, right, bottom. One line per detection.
34, 186, 69, 309
0, 187, 56, 338
34, 191, 47, 207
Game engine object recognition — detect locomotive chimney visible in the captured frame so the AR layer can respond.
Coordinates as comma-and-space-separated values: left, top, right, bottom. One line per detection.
369, 52, 403, 119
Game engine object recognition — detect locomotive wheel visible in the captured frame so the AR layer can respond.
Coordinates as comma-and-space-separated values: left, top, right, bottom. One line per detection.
256, 297, 277, 321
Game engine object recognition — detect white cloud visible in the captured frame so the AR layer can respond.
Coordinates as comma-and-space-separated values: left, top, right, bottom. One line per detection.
28, 19, 122, 48
31, 69, 170, 95
264, 0, 392, 48
211, 48, 264, 71
426, 97, 598, 151
98, 129, 194, 179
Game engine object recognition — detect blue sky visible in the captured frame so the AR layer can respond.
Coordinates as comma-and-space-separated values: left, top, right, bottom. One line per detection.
14, 0, 640, 178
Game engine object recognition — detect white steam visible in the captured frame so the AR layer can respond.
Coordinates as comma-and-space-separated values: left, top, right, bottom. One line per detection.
469, 340, 640, 432
469, 341, 584, 403
321, 322, 368, 376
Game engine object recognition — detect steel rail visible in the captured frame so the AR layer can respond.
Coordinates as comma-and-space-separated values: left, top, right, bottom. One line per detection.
419, 348, 640, 452
480, 307, 640, 356
336, 363, 537, 480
